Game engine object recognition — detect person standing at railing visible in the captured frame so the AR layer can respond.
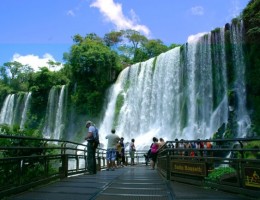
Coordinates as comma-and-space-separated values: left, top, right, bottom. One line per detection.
159, 138, 165, 149
205, 139, 213, 157
129, 138, 136, 165
120, 137, 126, 166
85, 120, 98, 174
105, 129, 120, 171
116, 141, 122, 167
150, 137, 159, 170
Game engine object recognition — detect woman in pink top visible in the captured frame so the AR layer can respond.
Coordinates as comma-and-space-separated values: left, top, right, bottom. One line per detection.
150, 137, 159, 170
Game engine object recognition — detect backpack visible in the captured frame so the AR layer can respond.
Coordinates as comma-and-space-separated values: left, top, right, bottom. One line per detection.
93, 127, 100, 148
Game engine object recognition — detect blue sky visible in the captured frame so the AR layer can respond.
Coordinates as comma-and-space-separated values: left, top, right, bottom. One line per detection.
0, 0, 250, 71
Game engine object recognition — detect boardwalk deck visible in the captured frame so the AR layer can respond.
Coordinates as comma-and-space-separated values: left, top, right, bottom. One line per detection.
7, 165, 255, 200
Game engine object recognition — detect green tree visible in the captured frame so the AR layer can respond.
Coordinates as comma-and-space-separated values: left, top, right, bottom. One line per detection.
168, 43, 181, 49
243, 0, 260, 135
143, 39, 168, 58
47, 60, 62, 71
28, 67, 69, 128
132, 48, 149, 63
2, 61, 34, 91
104, 31, 123, 47
122, 29, 148, 57
3, 61, 23, 79
0, 65, 9, 84
65, 33, 120, 116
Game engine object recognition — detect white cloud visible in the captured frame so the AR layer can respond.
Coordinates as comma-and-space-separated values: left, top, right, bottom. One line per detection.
191, 6, 204, 16
90, 0, 150, 36
187, 32, 208, 43
12, 53, 63, 72
67, 10, 75, 17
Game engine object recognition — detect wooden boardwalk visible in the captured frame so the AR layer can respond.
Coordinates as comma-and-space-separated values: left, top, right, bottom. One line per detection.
7, 165, 255, 200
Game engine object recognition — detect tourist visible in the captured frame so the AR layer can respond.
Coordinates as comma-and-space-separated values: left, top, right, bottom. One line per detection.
116, 141, 122, 167
159, 138, 166, 149
205, 139, 213, 156
119, 137, 126, 166
150, 137, 159, 170
85, 120, 97, 174
129, 138, 136, 165
105, 129, 120, 171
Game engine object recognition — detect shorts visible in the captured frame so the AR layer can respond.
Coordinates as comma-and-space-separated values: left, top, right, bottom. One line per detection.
106, 148, 117, 161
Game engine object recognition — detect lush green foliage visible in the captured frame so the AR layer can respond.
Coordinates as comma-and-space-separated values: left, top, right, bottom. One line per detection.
64, 34, 120, 116
242, 0, 260, 136
243, 141, 260, 159
113, 92, 125, 127
206, 167, 236, 182
28, 67, 69, 128
0, 124, 43, 159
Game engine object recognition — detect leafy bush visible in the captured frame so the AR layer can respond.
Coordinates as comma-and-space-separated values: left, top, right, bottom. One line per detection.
206, 167, 236, 182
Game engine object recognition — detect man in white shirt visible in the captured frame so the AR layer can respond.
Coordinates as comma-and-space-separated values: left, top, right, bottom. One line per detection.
105, 129, 120, 171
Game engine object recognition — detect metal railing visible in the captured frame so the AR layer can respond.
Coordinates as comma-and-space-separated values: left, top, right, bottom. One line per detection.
2, 134, 259, 198
0, 134, 149, 198
0, 134, 107, 197
124, 150, 149, 165
157, 137, 260, 198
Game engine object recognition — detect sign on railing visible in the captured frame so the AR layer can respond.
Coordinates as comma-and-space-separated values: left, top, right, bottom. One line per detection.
157, 137, 260, 197
244, 166, 260, 188
171, 160, 206, 176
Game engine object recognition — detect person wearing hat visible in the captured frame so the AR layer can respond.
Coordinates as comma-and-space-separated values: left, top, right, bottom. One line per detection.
85, 120, 97, 174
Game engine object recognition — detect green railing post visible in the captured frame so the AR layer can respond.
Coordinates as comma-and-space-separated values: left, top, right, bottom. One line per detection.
166, 151, 171, 180
97, 156, 101, 171
60, 154, 68, 178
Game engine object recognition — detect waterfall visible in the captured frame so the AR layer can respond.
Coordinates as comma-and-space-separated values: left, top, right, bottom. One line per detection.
99, 69, 129, 145
20, 92, 32, 130
0, 94, 15, 125
0, 92, 32, 128
53, 85, 66, 140
209, 28, 228, 135
230, 21, 251, 137
43, 87, 58, 138
13, 93, 24, 125
43, 85, 67, 139
99, 21, 250, 149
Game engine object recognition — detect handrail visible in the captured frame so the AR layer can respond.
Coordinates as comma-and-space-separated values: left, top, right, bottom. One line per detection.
0, 134, 107, 197
0, 134, 148, 198
2, 134, 259, 198
157, 137, 260, 198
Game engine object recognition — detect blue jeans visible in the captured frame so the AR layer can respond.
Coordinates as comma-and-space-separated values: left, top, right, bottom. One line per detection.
87, 142, 96, 174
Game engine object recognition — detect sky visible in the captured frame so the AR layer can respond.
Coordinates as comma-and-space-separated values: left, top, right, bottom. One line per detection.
0, 0, 250, 71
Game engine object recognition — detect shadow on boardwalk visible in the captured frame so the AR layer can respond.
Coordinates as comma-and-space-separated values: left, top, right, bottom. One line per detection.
7, 165, 255, 200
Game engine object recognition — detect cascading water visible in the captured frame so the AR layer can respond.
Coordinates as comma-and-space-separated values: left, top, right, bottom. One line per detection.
43, 85, 67, 139
13, 94, 24, 125
53, 85, 66, 140
230, 21, 251, 137
43, 87, 58, 138
0, 94, 15, 125
20, 92, 32, 130
209, 28, 228, 136
99, 70, 129, 145
0, 92, 31, 127
99, 21, 250, 149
